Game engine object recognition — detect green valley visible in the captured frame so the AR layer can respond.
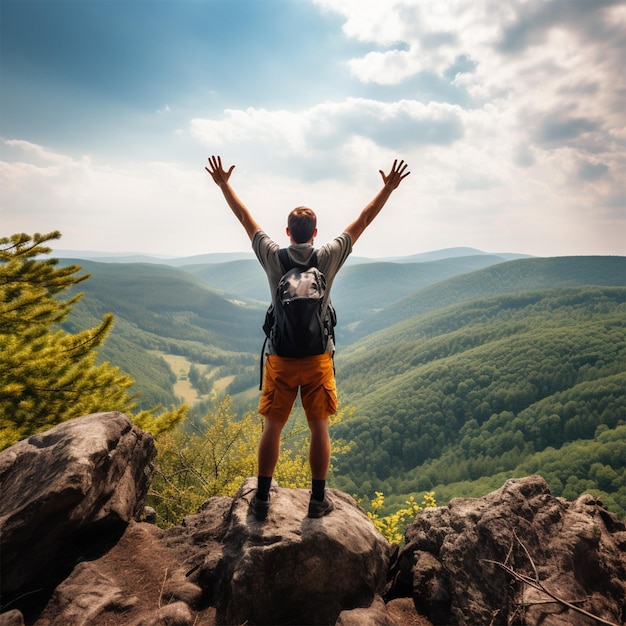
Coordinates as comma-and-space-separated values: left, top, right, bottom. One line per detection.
53, 251, 625, 518
59, 259, 265, 409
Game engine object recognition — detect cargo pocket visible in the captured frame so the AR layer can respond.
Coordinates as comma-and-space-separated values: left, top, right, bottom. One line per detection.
258, 378, 277, 417
324, 379, 338, 416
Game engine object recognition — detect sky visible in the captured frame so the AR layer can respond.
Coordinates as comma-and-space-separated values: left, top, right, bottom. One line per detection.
1, 0, 625, 259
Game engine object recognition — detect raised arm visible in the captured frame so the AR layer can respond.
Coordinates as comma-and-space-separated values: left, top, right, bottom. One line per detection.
345, 159, 410, 244
205, 155, 261, 240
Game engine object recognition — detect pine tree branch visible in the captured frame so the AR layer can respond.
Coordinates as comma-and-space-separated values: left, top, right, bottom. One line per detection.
60, 314, 113, 356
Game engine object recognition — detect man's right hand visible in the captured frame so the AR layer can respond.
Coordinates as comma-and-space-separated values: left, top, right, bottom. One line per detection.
379, 159, 410, 190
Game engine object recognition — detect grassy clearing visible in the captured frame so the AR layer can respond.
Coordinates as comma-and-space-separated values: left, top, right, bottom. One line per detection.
148, 351, 207, 405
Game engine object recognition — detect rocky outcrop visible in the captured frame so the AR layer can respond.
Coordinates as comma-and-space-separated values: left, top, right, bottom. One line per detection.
0, 414, 397, 625
0, 412, 156, 615
1, 414, 625, 626
165, 478, 393, 625
389, 475, 626, 626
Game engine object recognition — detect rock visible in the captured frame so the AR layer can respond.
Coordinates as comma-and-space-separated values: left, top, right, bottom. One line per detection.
22, 478, 395, 626
141, 505, 158, 524
386, 598, 432, 626
129, 602, 194, 626
168, 478, 394, 626
0, 610, 25, 626
390, 475, 626, 626
30, 520, 210, 626
0, 412, 156, 613
335, 595, 398, 625
36, 562, 138, 626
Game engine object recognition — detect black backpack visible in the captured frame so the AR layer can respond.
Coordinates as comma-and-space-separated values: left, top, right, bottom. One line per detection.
260, 249, 337, 387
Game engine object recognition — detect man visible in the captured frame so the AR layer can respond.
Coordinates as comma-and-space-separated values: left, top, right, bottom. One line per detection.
205, 155, 409, 520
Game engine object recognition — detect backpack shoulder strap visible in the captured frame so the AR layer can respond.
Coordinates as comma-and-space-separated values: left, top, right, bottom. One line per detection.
278, 248, 292, 272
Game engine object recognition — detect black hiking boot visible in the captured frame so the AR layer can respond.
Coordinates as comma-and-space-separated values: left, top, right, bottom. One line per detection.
250, 493, 270, 521
307, 494, 334, 518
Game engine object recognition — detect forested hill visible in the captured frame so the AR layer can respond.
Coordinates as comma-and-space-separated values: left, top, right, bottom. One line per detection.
344, 255, 625, 342
60, 259, 264, 408
333, 285, 625, 516
56, 250, 542, 409
58, 255, 624, 412
54, 252, 625, 516
330, 254, 519, 334
62, 259, 264, 351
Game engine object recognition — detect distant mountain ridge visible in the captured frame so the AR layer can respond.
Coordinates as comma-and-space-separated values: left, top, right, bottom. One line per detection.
52, 246, 530, 267
369, 246, 531, 264
346, 255, 626, 342
52, 250, 255, 265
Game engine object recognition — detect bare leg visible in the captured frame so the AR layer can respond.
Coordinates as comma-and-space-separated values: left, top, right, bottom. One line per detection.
308, 419, 331, 480
306, 419, 335, 517
257, 418, 285, 477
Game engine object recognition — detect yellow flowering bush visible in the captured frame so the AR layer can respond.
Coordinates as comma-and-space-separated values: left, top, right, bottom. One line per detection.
149, 397, 352, 526
361, 491, 437, 544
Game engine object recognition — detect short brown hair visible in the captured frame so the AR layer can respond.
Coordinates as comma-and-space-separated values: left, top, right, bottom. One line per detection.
288, 206, 317, 243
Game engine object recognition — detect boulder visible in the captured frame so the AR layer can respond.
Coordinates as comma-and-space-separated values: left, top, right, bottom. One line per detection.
389, 475, 626, 625
10, 473, 396, 625
0, 412, 156, 613
166, 478, 394, 625
335, 595, 397, 625
0, 413, 400, 625
0, 611, 24, 626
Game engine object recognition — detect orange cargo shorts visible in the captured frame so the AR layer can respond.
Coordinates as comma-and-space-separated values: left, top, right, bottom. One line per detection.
258, 353, 338, 423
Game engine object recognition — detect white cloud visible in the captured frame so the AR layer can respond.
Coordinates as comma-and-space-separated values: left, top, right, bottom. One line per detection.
190, 98, 464, 182
347, 49, 419, 85
316, 0, 625, 138
0, 139, 223, 255
3, 139, 76, 166
308, 0, 625, 252
315, 0, 417, 45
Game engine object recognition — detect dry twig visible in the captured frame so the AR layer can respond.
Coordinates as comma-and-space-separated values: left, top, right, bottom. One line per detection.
158, 567, 169, 609
483, 533, 617, 626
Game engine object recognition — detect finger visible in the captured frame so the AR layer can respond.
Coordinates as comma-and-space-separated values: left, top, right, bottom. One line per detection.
394, 160, 409, 176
